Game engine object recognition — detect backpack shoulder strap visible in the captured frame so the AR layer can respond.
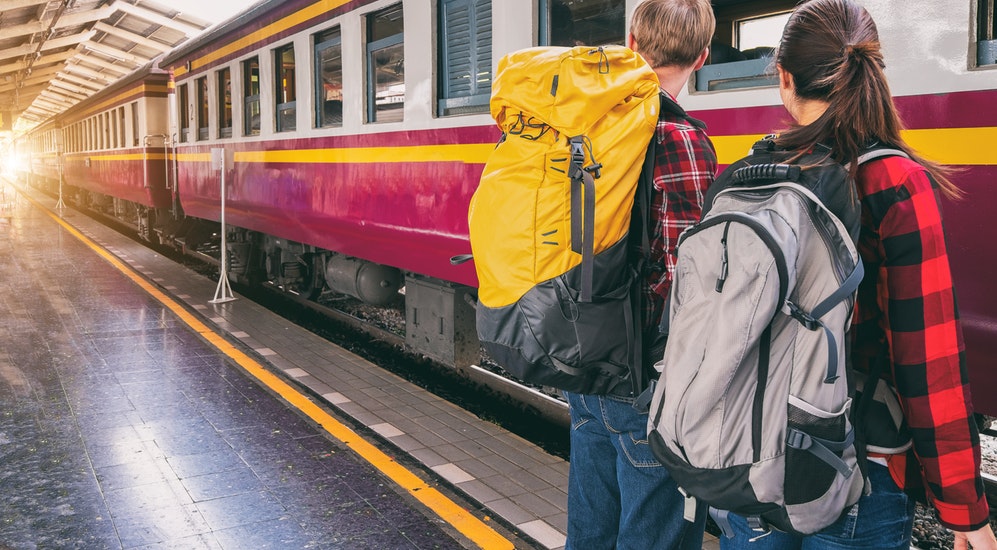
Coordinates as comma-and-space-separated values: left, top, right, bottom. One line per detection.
857, 146, 909, 165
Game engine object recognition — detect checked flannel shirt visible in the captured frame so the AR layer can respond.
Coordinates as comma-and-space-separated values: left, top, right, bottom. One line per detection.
640, 91, 717, 330
852, 155, 990, 531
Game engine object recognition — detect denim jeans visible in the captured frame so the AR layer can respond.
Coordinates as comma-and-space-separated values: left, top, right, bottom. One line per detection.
564, 392, 706, 550
719, 462, 915, 550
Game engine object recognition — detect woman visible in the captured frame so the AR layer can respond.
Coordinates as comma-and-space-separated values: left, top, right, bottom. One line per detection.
719, 1, 997, 549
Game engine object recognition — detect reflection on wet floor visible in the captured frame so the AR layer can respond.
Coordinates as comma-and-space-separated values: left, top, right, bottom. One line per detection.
0, 184, 466, 548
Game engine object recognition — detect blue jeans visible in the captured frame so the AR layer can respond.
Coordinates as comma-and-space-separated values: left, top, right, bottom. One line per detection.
718, 462, 915, 550
564, 392, 706, 550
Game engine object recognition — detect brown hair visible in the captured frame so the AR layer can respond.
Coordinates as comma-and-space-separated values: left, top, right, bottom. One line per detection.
775, 0, 959, 197
630, 0, 715, 68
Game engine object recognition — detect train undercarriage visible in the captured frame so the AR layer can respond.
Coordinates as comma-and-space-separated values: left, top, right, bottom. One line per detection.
31, 176, 480, 371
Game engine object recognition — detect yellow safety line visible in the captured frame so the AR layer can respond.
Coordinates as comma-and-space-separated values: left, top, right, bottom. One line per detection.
20, 190, 514, 550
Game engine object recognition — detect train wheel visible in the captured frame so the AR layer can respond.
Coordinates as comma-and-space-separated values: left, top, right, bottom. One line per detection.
283, 253, 323, 300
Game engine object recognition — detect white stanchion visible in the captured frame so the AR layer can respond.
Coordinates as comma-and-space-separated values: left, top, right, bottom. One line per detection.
55, 157, 66, 209
209, 148, 236, 304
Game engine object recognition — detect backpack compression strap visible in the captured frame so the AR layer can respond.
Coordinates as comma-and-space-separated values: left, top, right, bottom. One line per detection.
568, 136, 598, 302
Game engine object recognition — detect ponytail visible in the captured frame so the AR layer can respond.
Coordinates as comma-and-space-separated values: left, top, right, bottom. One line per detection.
774, 0, 960, 198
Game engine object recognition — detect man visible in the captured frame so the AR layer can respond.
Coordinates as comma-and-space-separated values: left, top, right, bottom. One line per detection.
562, 1, 718, 548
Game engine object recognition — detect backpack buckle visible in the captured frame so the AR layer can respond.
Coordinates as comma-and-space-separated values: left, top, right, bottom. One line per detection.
786, 300, 819, 331
786, 428, 812, 450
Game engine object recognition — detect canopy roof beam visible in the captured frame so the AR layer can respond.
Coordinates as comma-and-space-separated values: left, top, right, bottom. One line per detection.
112, 2, 204, 36
92, 22, 173, 52
0, 5, 115, 41
80, 40, 149, 66
55, 71, 107, 90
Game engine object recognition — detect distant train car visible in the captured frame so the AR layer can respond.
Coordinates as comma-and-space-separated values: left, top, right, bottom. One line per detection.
18, 0, 997, 412
21, 64, 173, 240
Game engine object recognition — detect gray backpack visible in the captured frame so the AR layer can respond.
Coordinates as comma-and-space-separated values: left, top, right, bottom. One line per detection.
646, 139, 906, 536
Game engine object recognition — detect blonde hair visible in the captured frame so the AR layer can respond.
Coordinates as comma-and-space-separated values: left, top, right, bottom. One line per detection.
630, 0, 715, 68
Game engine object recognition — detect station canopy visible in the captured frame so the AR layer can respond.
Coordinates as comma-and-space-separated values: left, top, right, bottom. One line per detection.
0, 0, 213, 144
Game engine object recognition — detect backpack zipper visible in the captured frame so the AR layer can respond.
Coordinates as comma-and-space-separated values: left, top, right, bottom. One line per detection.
716, 222, 731, 292
679, 213, 790, 305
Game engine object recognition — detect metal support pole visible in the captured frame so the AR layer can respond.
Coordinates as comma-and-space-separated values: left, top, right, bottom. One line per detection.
55, 155, 66, 209
210, 148, 236, 304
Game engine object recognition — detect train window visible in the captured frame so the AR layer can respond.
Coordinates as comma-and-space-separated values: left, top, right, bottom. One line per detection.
196, 77, 209, 140
438, 0, 492, 116
178, 83, 190, 143
118, 107, 126, 148
539, 0, 625, 47
243, 57, 261, 136
275, 44, 297, 132
696, 2, 792, 92
218, 67, 233, 138
314, 27, 343, 128
111, 110, 119, 148
366, 4, 405, 123
103, 113, 110, 149
979, 0, 997, 65
131, 102, 139, 146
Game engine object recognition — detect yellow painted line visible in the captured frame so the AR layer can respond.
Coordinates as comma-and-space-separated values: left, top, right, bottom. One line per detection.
235, 143, 496, 164
175, 153, 213, 162
173, 0, 352, 77
20, 190, 514, 550
176, 143, 496, 165
69, 153, 169, 161
712, 127, 997, 166
902, 127, 997, 166
710, 134, 769, 165
63, 126, 997, 168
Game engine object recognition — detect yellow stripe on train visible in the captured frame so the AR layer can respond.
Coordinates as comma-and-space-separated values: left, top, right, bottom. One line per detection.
176, 144, 496, 165
712, 127, 997, 166
173, 0, 353, 77
160, 126, 995, 167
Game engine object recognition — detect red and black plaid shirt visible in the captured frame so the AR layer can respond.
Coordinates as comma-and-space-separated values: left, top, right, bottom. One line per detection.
641, 92, 717, 329
853, 155, 989, 531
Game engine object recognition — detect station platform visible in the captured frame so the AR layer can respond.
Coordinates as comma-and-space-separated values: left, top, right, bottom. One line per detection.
0, 177, 720, 550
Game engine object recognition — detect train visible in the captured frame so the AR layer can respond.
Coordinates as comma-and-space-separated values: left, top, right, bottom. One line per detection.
8, 0, 997, 412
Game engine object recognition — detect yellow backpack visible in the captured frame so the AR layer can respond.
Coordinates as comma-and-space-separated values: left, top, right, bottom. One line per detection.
466, 45, 660, 394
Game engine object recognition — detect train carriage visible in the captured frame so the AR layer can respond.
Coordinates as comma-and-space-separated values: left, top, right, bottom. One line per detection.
16, 0, 997, 412
60, 67, 174, 212
20, 64, 174, 240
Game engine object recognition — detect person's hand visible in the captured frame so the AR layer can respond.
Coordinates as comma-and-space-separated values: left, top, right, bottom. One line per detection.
954, 523, 997, 550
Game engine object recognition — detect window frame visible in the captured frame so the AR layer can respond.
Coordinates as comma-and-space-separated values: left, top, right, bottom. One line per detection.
132, 102, 139, 146
365, 4, 405, 123
274, 43, 297, 132
243, 57, 261, 136
118, 106, 126, 147
693, 4, 791, 92
217, 67, 233, 138
314, 27, 344, 128
979, 0, 996, 66
438, 0, 492, 117
195, 76, 209, 140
